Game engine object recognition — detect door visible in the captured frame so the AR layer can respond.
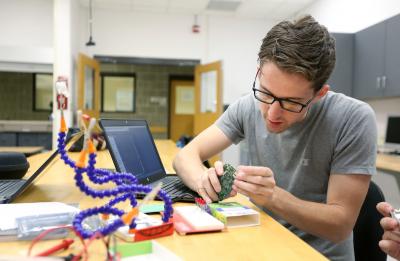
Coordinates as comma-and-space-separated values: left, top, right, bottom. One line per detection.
194, 61, 223, 163
169, 80, 195, 142
77, 53, 101, 119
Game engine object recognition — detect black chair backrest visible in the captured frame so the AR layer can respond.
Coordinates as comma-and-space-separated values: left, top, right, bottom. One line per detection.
353, 181, 387, 261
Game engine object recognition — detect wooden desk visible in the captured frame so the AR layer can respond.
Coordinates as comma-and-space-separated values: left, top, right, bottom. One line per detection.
0, 140, 326, 260
376, 154, 400, 187
0, 146, 44, 156
376, 153, 400, 173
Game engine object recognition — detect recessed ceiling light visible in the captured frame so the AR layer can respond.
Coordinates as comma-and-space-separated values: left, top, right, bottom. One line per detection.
206, 0, 242, 12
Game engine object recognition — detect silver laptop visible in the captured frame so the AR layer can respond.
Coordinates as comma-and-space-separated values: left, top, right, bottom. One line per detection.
0, 129, 80, 204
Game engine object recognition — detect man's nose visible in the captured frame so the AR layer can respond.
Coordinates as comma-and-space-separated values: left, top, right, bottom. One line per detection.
268, 100, 283, 118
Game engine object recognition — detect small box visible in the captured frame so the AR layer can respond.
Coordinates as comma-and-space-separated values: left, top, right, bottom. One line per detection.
209, 202, 260, 228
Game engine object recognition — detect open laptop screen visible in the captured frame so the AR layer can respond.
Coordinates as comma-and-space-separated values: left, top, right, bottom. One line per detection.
100, 119, 166, 184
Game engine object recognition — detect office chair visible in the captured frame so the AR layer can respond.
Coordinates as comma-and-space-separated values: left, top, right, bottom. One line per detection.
353, 181, 387, 261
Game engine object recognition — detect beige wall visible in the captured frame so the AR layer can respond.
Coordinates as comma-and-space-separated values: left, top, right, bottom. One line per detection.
365, 97, 400, 146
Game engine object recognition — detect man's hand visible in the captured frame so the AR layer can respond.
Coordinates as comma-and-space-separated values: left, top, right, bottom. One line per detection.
377, 202, 400, 260
196, 161, 237, 203
196, 161, 223, 203
233, 165, 276, 207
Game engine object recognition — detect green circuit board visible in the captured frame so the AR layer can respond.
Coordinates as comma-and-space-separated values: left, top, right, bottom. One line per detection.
217, 163, 236, 201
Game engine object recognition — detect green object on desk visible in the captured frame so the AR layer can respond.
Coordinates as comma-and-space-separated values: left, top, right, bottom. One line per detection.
116, 241, 153, 257
139, 203, 165, 214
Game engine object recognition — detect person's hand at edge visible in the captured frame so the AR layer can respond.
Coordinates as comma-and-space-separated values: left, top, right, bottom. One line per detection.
377, 202, 400, 260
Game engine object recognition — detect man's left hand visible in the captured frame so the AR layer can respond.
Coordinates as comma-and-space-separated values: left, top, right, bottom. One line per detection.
233, 165, 276, 206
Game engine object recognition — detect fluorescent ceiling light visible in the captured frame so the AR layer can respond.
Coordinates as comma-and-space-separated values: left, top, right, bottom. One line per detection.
206, 0, 242, 12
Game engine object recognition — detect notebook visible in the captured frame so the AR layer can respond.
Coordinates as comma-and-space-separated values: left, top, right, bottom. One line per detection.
99, 119, 198, 202
0, 128, 79, 204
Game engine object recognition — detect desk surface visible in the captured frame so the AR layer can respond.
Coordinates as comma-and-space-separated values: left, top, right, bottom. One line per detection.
0, 146, 44, 156
376, 153, 400, 173
0, 140, 326, 260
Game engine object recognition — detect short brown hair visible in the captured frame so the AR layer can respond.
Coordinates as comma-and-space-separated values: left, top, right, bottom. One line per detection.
258, 15, 336, 92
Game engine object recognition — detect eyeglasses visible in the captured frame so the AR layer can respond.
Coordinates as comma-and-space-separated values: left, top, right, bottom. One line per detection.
252, 69, 315, 113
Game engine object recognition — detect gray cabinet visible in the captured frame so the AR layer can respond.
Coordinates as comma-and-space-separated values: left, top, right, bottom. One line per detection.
327, 33, 354, 96
37, 133, 52, 150
0, 132, 51, 149
18, 133, 37, 146
354, 14, 400, 99
354, 21, 385, 99
18, 133, 52, 149
0, 133, 17, 146
384, 15, 400, 97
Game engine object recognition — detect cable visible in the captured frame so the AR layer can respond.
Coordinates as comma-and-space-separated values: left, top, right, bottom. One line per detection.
27, 225, 85, 258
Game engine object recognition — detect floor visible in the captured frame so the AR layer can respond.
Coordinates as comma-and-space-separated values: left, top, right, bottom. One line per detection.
372, 170, 400, 261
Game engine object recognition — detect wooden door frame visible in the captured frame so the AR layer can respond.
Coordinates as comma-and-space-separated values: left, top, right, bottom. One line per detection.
77, 53, 101, 119
194, 61, 223, 135
168, 75, 194, 139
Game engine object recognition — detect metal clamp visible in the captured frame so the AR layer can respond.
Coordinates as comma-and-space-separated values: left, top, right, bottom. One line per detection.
391, 208, 400, 223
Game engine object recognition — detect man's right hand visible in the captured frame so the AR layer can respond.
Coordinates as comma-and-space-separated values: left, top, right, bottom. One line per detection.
377, 202, 400, 260
196, 161, 237, 203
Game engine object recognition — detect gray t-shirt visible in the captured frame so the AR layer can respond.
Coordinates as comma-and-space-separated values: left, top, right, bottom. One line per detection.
216, 91, 377, 261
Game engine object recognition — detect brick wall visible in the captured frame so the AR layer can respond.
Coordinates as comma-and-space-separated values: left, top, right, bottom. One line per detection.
0, 64, 194, 139
0, 72, 50, 120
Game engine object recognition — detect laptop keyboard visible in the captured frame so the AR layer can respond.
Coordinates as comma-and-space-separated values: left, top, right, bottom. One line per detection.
132, 176, 197, 202
160, 176, 197, 201
0, 180, 25, 199
163, 177, 190, 192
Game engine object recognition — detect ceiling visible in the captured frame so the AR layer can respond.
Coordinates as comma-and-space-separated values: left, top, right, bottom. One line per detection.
81, 0, 318, 20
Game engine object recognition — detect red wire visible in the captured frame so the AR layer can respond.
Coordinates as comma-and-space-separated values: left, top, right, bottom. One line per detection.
27, 225, 86, 258
35, 238, 74, 257
28, 225, 113, 260
28, 225, 72, 256
72, 231, 109, 261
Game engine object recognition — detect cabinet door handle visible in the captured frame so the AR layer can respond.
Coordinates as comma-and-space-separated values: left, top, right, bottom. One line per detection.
382, 75, 386, 89
376, 76, 381, 89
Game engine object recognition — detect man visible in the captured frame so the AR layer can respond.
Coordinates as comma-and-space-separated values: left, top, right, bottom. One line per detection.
173, 15, 377, 260
377, 202, 400, 259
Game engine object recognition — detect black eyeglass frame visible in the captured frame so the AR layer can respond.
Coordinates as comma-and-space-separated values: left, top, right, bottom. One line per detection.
252, 69, 315, 113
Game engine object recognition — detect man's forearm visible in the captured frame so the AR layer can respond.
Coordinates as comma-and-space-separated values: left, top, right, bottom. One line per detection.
265, 187, 354, 243
172, 124, 233, 194
173, 147, 206, 191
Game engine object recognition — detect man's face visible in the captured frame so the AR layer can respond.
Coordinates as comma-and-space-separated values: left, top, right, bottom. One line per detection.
256, 62, 321, 133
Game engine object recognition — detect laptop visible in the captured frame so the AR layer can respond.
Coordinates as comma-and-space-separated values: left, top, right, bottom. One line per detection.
99, 119, 198, 202
0, 128, 80, 204
0, 146, 58, 203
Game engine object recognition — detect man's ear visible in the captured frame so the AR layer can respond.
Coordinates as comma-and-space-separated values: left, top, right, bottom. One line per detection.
314, 84, 330, 101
